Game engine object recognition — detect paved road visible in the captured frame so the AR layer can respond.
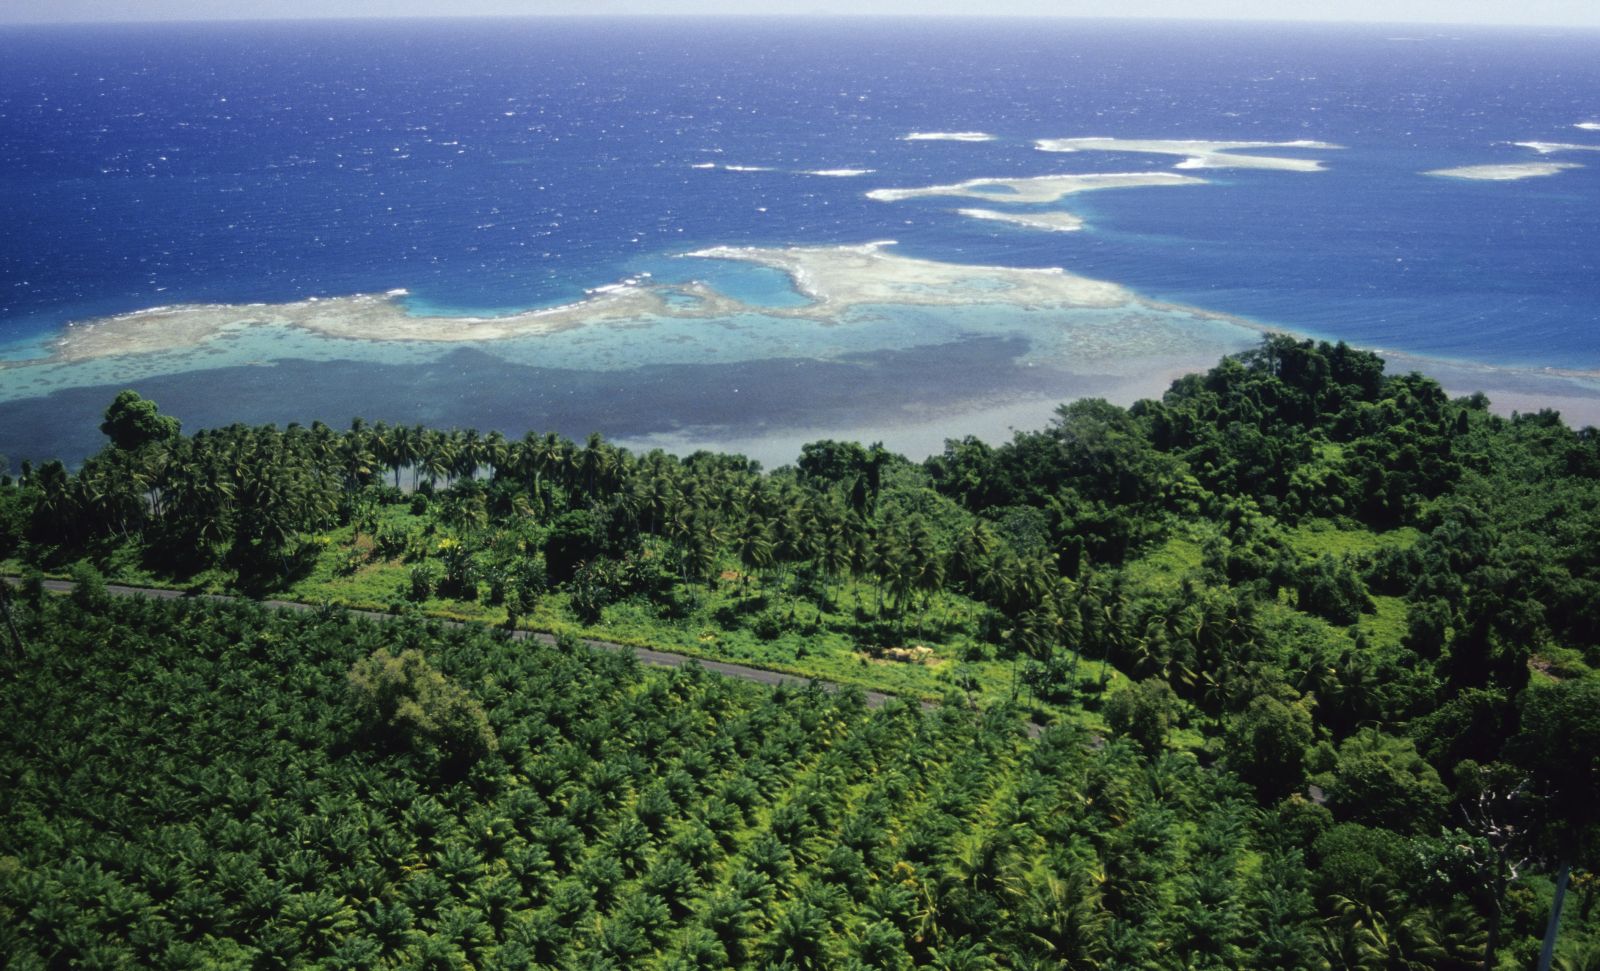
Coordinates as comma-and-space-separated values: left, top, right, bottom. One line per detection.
11, 577, 1023, 728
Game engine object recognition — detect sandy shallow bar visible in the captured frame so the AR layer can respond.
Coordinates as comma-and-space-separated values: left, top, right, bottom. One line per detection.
1513, 141, 1600, 155
34, 283, 748, 366
683, 241, 1133, 312
1423, 162, 1582, 181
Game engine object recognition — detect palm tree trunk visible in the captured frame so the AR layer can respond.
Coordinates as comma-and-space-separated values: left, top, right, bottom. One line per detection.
1537, 861, 1571, 971
1484, 870, 1505, 971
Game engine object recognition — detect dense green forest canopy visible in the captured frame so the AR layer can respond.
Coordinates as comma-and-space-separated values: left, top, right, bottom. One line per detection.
4, 335, 1600, 967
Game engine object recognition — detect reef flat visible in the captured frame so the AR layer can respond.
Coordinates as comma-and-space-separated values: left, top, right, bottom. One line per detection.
1513, 141, 1600, 155
680, 241, 1135, 312
865, 172, 1204, 204
25, 283, 742, 367
1033, 137, 1343, 171
6, 242, 1166, 376
1423, 162, 1583, 181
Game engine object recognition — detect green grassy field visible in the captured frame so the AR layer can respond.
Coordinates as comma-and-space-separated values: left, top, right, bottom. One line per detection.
8, 505, 1428, 739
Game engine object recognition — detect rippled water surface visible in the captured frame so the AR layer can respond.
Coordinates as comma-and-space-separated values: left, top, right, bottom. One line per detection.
1, 18, 1598, 463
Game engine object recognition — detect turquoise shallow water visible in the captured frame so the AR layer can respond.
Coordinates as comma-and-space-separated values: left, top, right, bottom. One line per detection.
0, 268, 1258, 403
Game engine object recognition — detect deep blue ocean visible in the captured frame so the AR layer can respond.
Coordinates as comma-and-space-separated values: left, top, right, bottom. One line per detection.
1, 18, 1598, 462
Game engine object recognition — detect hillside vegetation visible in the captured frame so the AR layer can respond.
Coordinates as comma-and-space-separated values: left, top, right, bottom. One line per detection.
4, 335, 1600, 967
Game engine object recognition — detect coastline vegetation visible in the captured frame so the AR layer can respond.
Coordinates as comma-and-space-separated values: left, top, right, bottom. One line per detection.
4, 335, 1600, 967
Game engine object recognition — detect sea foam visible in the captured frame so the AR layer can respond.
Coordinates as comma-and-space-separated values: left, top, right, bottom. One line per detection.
867, 171, 1204, 204
902, 131, 994, 142
957, 208, 1085, 232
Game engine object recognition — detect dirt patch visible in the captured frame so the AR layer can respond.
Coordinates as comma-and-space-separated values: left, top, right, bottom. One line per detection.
858, 645, 937, 666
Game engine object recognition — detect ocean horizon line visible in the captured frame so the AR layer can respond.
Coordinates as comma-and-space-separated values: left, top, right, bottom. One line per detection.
5, 15, 1600, 31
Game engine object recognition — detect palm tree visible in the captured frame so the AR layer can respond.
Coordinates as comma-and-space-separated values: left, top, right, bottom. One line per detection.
367, 421, 397, 487
765, 898, 831, 970
950, 521, 997, 594
688, 514, 722, 587
482, 430, 507, 481
340, 434, 377, 492
634, 469, 680, 537
819, 530, 852, 608
452, 429, 482, 484
394, 425, 422, 490
419, 431, 453, 490
1008, 867, 1110, 968
735, 517, 773, 596
530, 432, 569, 497
579, 432, 615, 500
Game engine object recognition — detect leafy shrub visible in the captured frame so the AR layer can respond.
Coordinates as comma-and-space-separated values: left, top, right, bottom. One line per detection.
752, 611, 785, 642
334, 547, 365, 577
407, 563, 440, 603
69, 560, 108, 610
1105, 677, 1178, 755
436, 538, 477, 600
347, 648, 497, 767
510, 557, 548, 604
571, 557, 626, 624
544, 510, 599, 584
1294, 556, 1373, 626
374, 523, 410, 560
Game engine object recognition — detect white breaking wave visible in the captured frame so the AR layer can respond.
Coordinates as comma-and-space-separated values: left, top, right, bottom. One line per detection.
867, 171, 1204, 204
901, 131, 995, 142
724, 165, 775, 172
802, 168, 877, 177
584, 273, 653, 297
1515, 141, 1600, 155
957, 209, 1085, 232
690, 162, 716, 169
1576, 122, 1600, 131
